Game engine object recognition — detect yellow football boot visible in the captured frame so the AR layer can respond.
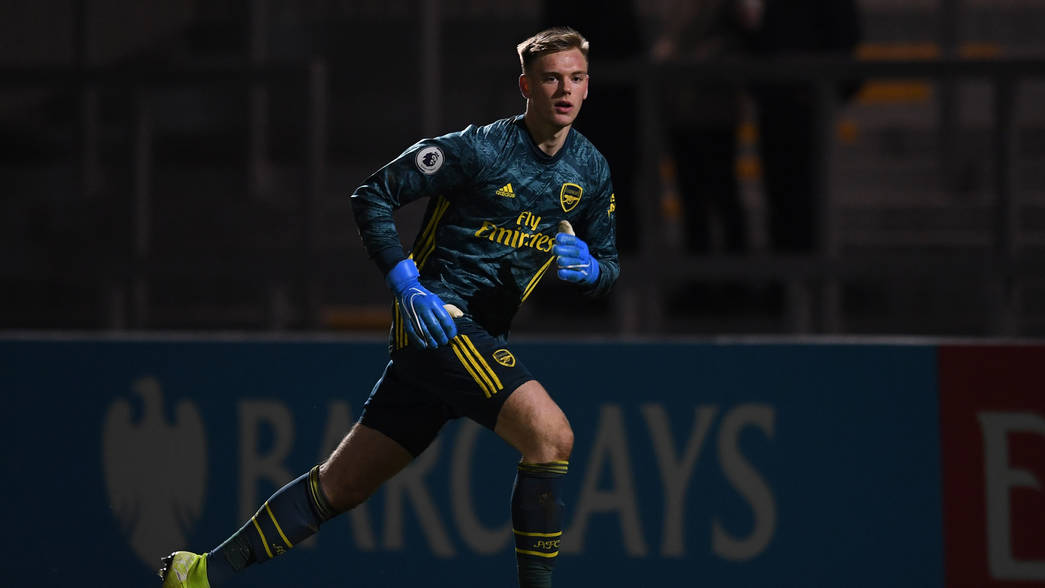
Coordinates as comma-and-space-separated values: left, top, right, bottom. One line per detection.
158, 551, 210, 588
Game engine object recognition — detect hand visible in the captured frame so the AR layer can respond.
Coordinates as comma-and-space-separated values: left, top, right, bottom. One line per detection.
553, 232, 600, 287
386, 259, 458, 349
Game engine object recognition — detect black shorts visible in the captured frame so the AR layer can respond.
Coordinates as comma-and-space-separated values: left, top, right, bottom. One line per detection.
359, 317, 534, 456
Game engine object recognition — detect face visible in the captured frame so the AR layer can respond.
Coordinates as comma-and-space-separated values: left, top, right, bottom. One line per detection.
520, 48, 589, 130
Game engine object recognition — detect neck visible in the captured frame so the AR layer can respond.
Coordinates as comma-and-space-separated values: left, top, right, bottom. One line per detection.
523, 110, 570, 156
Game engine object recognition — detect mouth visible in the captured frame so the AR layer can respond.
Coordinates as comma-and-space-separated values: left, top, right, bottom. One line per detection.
554, 100, 573, 114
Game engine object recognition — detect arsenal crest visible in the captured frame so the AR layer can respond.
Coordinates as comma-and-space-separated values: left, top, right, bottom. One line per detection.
493, 348, 516, 367
559, 183, 583, 213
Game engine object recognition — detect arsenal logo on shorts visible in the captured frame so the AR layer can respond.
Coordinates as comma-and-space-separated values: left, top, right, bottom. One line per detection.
493, 348, 516, 368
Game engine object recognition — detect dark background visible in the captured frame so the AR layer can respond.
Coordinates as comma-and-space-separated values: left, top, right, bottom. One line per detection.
3, 0, 1044, 337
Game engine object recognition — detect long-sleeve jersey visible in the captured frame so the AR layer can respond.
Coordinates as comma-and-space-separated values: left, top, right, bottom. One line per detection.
350, 114, 620, 341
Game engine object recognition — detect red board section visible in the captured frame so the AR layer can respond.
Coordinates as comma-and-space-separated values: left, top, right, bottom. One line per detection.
939, 345, 1045, 587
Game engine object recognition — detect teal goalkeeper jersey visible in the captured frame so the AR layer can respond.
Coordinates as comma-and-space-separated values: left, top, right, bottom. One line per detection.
350, 115, 620, 340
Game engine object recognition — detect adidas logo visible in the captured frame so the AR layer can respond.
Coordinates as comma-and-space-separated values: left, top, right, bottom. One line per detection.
496, 183, 516, 198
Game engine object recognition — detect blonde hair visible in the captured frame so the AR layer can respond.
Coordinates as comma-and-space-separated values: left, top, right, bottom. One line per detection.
516, 27, 590, 73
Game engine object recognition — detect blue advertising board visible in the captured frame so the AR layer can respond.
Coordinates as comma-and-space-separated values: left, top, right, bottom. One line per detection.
0, 337, 942, 586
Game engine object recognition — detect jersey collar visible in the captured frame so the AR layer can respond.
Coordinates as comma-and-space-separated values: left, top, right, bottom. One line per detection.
514, 114, 574, 164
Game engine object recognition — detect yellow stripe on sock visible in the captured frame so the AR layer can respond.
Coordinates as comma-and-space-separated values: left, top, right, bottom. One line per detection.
451, 338, 494, 397
513, 529, 563, 538
251, 516, 274, 559
265, 502, 294, 549
309, 472, 322, 515
521, 256, 556, 303
307, 466, 333, 520
312, 474, 322, 507
519, 461, 569, 468
518, 461, 569, 475
461, 335, 502, 391
515, 548, 560, 558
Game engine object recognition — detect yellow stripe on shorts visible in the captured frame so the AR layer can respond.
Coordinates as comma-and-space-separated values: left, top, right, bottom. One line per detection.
460, 335, 503, 391
450, 338, 495, 398
392, 301, 403, 350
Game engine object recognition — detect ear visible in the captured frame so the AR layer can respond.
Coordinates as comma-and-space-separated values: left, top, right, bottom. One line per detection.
518, 74, 531, 99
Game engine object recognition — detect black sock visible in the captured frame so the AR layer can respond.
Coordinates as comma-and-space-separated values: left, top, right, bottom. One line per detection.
206, 465, 336, 586
511, 461, 567, 588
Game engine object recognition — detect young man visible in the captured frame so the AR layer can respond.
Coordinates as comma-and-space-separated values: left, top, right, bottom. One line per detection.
159, 27, 618, 588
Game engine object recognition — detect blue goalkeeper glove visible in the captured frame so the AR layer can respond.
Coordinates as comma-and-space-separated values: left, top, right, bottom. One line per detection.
386, 259, 457, 349
553, 233, 600, 287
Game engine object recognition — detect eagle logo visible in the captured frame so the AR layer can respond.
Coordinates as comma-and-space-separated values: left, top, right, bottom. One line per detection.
103, 377, 207, 568
560, 183, 583, 213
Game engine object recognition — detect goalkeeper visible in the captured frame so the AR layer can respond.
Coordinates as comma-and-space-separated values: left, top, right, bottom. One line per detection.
160, 26, 619, 588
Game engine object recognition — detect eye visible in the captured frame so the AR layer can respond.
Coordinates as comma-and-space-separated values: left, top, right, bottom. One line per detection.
542, 75, 558, 84
572, 75, 587, 83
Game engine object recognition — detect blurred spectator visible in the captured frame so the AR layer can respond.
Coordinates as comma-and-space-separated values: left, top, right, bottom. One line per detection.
652, 0, 750, 257
541, 0, 642, 255
742, 0, 862, 254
